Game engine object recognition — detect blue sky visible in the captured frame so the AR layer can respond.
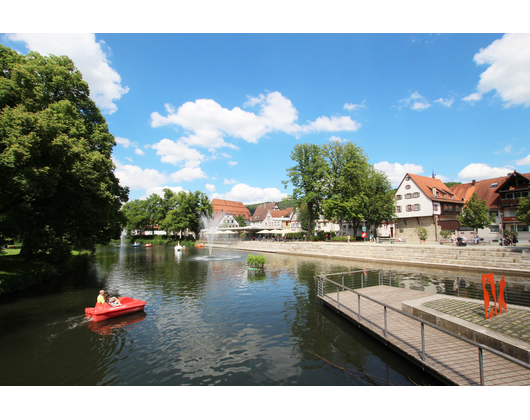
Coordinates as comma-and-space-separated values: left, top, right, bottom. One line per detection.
3, 27, 530, 205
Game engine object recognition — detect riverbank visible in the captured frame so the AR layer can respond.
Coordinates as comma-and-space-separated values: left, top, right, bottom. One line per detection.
0, 248, 93, 296
215, 240, 530, 280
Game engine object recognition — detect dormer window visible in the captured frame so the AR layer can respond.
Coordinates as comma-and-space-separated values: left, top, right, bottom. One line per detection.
432, 187, 437, 196
490, 183, 498, 188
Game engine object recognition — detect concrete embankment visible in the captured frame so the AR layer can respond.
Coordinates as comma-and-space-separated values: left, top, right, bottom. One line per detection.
215, 240, 530, 279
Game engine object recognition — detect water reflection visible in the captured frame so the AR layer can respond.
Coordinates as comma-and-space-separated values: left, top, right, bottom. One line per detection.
0, 245, 442, 386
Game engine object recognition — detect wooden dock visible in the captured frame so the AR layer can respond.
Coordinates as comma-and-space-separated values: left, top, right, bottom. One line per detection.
319, 285, 530, 385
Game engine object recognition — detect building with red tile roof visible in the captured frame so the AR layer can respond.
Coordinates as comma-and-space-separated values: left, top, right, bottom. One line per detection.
211, 199, 251, 221
394, 171, 529, 243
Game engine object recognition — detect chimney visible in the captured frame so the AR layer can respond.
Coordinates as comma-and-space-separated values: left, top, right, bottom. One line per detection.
472, 180, 476, 186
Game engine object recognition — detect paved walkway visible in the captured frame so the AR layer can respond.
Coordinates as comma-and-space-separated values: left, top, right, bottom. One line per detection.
319, 285, 530, 385
423, 299, 530, 342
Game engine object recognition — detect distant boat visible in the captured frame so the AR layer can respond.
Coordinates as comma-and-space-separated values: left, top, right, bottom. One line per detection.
144, 244, 153, 248
132, 242, 140, 247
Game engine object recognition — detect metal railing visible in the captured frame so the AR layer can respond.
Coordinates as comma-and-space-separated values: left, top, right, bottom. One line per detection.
317, 269, 530, 386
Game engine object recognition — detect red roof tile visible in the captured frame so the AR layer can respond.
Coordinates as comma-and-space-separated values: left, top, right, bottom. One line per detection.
211, 199, 251, 220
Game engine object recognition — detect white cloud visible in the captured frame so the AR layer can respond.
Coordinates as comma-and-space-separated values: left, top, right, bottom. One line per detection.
343, 101, 366, 111
227, 161, 238, 166
515, 154, 530, 165
115, 137, 132, 148
151, 139, 205, 165
374, 161, 424, 186
433, 97, 454, 107
113, 160, 167, 190
458, 163, 515, 182
150, 91, 360, 149
300, 116, 361, 133
134, 148, 145, 156
224, 179, 238, 185
212, 183, 288, 204
398, 91, 431, 111
7, 33, 129, 114
504, 145, 513, 153
463, 92, 483, 102
169, 167, 208, 183
468, 33, 530, 107
205, 184, 216, 193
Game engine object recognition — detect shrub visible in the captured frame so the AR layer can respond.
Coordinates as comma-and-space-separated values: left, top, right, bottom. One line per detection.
440, 230, 452, 239
415, 226, 428, 241
247, 254, 267, 269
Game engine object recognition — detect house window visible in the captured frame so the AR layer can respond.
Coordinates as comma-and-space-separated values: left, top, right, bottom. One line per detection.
405, 193, 412, 199
396, 195, 402, 200
433, 204, 439, 211
518, 225, 529, 232
490, 211, 499, 217
490, 183, 498, 188
413, 192, 420, 198
405, 175, 410, 181
505, 209, 516, 217
406, 205, 412, 212
405, 185, 411, 189
414, 204, 420, 211
490, 225, 500, 232
455, 206, 461, 214
396, 206, 402, 213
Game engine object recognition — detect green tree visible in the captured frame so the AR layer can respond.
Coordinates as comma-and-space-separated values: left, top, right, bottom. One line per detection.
360, 166, 396, 238
516, 196, 530, 225
0, 45, 128, 260
283, 143, 327, 236
456, 192, 496, 233
160, 191, 213, 237
321, 140, 370, 236
235, 214, 247, 227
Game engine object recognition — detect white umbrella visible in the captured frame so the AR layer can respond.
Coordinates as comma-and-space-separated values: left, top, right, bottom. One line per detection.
257, 230, 272, 234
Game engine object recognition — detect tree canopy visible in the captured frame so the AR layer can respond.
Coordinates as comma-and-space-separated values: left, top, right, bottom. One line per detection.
0, 45, 129, 261
122, 189, 213, 238
456, 192, 495, 231
284, 140, 395, 236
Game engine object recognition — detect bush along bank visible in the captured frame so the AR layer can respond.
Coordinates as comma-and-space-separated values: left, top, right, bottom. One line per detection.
0, 251, 93, 296
247, 254, 267, 269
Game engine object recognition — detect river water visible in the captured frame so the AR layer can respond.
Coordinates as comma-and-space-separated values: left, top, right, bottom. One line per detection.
0, 245, 443, 386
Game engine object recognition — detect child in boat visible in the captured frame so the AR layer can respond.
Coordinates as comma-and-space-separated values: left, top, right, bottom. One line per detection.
109, 297, 122, 307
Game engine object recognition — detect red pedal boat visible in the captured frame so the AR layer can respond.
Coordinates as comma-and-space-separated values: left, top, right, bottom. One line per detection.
85, 297, 146, 322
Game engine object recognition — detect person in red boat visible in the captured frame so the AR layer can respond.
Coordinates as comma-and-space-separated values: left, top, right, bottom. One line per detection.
97, 290, 105, 305
109, 297, 122, 307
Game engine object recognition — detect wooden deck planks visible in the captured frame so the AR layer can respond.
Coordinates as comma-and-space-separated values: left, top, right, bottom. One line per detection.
320, 285, 530, 386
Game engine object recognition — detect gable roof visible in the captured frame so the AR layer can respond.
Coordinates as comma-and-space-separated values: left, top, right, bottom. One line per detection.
406, 173, 461, 203
211, 198, 251, 220
250, 202, 279, 222
450, 176, 507, 208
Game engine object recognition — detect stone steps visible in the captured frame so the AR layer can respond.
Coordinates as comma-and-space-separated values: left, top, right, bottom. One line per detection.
228, 241, 528, 274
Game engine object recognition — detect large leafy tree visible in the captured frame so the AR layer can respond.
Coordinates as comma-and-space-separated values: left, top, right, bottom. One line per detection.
359, 166, 396, 237
0, 45, 129, 260
456, 192, 496, 232
283, 143, 327, 236
321, 140, 370, 236
126, 189, 213, 238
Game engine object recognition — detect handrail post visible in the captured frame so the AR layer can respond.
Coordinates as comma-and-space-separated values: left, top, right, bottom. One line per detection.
337, 286, 340, 310
384, 306, 388, 340
342, 274, 344, 291
457, 276, 460, 298
479, 348, 485, 386
389, 270, 392, 287
361, 273, 364, 288
358, 294, 361, 322
421, 322, 425, 363
420, 273, 423, 292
